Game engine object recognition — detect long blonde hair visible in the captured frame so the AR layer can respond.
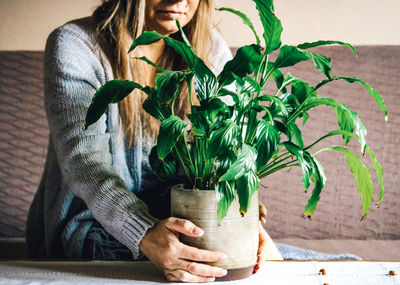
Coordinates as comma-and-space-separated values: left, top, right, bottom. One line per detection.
93, 0, 213, 145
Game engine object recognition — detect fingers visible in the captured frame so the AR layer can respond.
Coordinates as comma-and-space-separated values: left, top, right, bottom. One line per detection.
164, 217, 204, 237
180, 243, 227, 262
165, 269, 216, 283
254, 222, 267, 274
259, 203, 267, 223
178, 260, 227, 278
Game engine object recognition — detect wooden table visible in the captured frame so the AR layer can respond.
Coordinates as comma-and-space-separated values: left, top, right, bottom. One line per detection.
0, 260, 399, 284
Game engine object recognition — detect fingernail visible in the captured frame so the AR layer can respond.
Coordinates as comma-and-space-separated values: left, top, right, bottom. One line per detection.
261, 217, 266, 223
192, 227, 204, 236
252, 264, 260, 274
208, 277, 215, 282
258, 250, 264, 257
219, 269, 228, 276
220, 254, 228, 260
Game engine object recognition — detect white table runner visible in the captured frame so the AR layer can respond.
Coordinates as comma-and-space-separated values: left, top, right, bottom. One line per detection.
0, 260, 399, 285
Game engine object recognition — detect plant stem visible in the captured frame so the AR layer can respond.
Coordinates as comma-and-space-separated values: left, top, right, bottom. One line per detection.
187, 79, 193, 107
258, 162, 298, 179
183, 132, 195, 176
173, 145, 193, 185
257, 152, 292, 175
286, 79, 332, 125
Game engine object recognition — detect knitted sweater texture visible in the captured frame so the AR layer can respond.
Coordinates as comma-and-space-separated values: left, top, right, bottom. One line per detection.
25, 17, 232, 259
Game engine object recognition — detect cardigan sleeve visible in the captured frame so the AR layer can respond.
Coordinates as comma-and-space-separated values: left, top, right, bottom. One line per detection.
43, 23, 158, 259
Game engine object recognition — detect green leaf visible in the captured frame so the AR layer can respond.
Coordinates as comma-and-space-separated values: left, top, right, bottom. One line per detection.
318, 146, 374, 218
218, 7, 261, 46
155, 70, 191, 105
254, 120, 280, 170
297, 40, 357, 57
149, 146, 177, 181
203, 98, 231, 125
187, 107, 208, 137
266, 62, 286, 92
287, 122, 304, 149
216, 180, 236, 224
291, 80, 316, 105
216, 150, 237, 177
305, 129, 357, 151
143, 89, 170, 121
157, 116, 188, 160
365, 146, 384, 205
241, 76, 264, 94
283, 141, 312, 190
130, 23, 217, 103
134, 56, 165, 72
274, 45, 332, 79
128, 31, 164, 53
258, 94, 289, 118
218, 44, 263, 87
85, 80, 145, 128
253, 0, 283, 54
219, 143, 258, 182
236, 169, 260, 215
333, 76, 387, 120
207, 120, 239, 159
303, 96, 367, 152
302, 153, 326, 217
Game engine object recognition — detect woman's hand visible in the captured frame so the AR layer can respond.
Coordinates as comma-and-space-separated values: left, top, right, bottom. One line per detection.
254, 203, 283, 274
139, 217, 228, 283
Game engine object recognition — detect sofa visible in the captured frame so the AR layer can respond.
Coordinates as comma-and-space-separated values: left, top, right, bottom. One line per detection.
0, 46, 399, 260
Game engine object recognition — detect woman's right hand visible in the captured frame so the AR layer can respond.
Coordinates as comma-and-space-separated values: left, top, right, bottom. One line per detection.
139, 217, 228, 283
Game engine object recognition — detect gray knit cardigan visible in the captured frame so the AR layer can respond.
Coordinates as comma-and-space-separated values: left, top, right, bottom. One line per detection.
25, 17, 233, 260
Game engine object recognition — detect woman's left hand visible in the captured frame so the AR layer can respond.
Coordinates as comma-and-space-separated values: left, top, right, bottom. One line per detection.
254, 203, 283, 274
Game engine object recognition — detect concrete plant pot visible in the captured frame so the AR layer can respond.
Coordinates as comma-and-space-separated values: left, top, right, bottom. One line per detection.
171, 184, 259, 281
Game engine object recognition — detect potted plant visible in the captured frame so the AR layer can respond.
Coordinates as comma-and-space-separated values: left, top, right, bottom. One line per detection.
85, 0, 387, 280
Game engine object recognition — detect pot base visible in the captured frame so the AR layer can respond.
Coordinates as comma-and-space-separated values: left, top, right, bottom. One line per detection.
216, 265, 254, 281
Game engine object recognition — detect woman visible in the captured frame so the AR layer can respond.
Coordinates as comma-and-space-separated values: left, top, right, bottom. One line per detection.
26, 0, 282, 282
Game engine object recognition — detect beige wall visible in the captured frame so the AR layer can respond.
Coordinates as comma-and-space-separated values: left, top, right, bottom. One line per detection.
1, 0, 399, 50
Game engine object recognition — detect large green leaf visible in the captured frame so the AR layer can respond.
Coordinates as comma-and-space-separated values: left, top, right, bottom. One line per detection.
155, 69, 191, 105
128, 31, 164, 53
333, 77, 387, 120
149, 146, 177, 181
207, 120, 238, 159
365, 146, 385, 206
317, 146, 374, 218
258, 94, 289, 119
287, 122, 304, 149
187, 107, 209, 137
216, 150, 237, 177
216, 180, 236, 224
236, 169, 260, 215
218, 44, 263, 87
274, 45, 332, 79
203, 98, 231, 126
303, 96, 367, 152
283, 141, 312, 190
253, 0, 283, 54
254, 120, 280, 170
297, 40, 357, 57
291, 80, 316, 105
218, 7, 261, 46
302, 153, 326, 217
143, 89, 170, 121
85, 80, 145, 128
157, 116, 188, 160
219, 143, 258, 182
